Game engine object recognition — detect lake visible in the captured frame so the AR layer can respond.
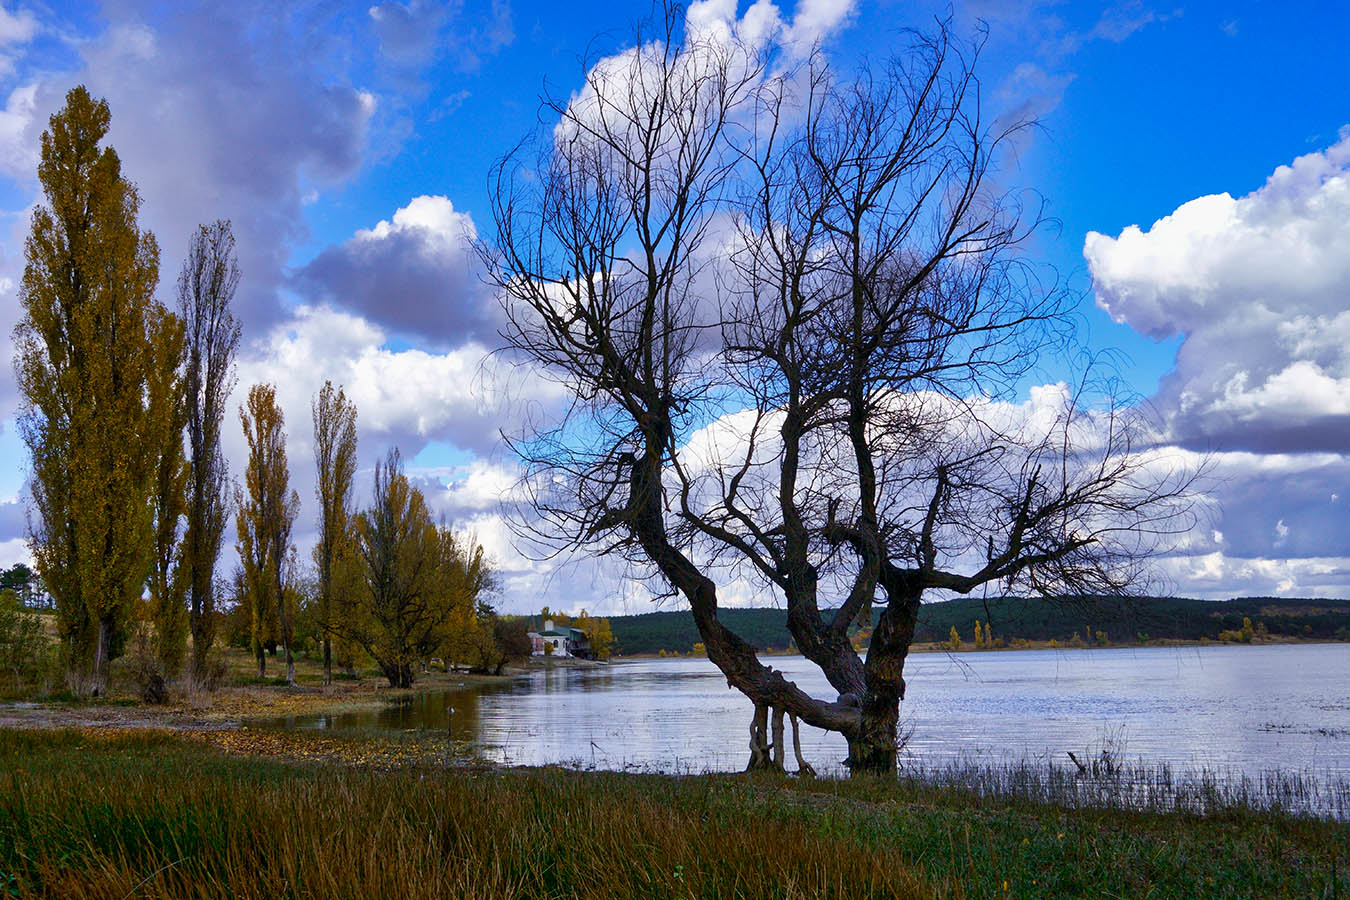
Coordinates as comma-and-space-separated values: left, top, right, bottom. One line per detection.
261, 643, 1350, 778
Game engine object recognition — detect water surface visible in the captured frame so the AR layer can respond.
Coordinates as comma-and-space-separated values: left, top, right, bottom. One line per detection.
262, 643, 1350, 777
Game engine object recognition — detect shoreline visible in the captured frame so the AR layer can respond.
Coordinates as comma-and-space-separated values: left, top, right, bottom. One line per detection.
613, 635, 1344, 660
3, 638, 1341, 729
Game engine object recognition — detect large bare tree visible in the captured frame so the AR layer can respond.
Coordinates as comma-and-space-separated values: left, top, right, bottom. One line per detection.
484, 12, 1197, 773
178, 220, 241, 679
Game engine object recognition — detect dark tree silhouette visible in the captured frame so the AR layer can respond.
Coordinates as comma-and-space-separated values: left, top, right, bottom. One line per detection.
484, 11, 1198, 774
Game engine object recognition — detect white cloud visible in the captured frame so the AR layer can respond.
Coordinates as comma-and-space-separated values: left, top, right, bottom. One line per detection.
780, 0, 855, 53
1086, 128, 1350, 451
0, 3, 379, 335
1158, 552, 1350, 600
0, 6, 37, 46
0, 4, 36, 79
294, 194, 493, 343
235, 303, 524, 463
0, 82, 37, 177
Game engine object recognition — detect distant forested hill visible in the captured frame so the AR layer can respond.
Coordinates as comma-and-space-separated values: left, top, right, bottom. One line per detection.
608, 596, 1350, 656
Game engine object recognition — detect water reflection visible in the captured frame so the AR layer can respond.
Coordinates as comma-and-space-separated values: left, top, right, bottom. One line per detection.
258, 643, 1350, 778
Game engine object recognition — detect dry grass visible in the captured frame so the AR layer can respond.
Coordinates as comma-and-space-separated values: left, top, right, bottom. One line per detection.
1, 730, 1348, 899
0, 730, 932, 900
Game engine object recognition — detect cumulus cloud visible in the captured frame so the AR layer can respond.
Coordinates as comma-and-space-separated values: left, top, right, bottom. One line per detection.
233, 304, 529, 468
1159, 552, 1350, 600
1086, 129, 1350, 451
0, 83, 36, 176
294, 195, 497, 344
0, 1, 378, 343
216, 303, 581, 607
1083, 133, 1350, 599
682, 0, 853, 53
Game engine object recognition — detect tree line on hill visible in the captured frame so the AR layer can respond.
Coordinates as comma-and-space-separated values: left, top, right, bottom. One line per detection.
6, 87, 512, 698
607, 596, 1350, 656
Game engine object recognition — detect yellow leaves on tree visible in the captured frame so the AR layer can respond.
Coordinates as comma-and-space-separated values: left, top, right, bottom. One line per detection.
236, 383, 300, 682
312, 380, 358, 685
14, 86, 181, 692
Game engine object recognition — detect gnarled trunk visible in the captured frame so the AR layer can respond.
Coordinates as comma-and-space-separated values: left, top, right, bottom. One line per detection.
746, 703, 778, 771
848, 578, 921, 774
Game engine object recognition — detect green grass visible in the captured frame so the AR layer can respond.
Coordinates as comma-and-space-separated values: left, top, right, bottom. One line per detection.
0, 729, 1346, 899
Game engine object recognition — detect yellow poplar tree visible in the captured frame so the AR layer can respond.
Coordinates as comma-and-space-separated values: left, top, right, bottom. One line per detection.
147, 308, 188, 675
312, 380, 358, 685
13, 86, 176, 692
236, 384, 300, 681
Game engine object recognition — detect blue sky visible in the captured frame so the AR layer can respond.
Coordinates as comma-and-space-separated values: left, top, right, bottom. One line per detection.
0, 0, 1347, 610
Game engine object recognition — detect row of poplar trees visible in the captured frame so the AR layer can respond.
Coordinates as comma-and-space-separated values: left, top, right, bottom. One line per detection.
243, 383, 499, 690
14, 87, 241, 693
14, 86, 497, 694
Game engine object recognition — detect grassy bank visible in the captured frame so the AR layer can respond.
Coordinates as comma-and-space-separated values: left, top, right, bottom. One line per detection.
0, 643, 518, 730
1, 730, 1346, 899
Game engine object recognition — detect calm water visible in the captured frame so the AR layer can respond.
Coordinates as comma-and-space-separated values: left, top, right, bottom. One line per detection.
261, 643, 1350, 777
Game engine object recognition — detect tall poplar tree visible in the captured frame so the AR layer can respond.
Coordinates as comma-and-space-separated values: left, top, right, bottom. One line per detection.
13, 86, 177, 692
147, 308, 188, 675
312, 381, 357, 685
178, 221, 241, 678
236, 384, 299, 682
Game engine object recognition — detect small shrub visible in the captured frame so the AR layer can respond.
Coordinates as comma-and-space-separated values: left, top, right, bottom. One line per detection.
131, 627, 169, 704
0, 589, 45, 692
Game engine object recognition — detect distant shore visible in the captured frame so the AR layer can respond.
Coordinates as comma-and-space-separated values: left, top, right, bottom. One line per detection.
613, 634, 1343, 660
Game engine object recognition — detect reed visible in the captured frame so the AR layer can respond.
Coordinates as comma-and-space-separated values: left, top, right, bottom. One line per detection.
0, 729, 1346, 899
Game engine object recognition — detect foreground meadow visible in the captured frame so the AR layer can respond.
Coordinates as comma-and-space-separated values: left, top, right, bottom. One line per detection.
0, 729, 1345, 899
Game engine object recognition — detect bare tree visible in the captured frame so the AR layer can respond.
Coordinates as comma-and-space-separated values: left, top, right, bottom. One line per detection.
178, 220, 241, 679
484, 12, 1198, 774
312, 381, 358, 685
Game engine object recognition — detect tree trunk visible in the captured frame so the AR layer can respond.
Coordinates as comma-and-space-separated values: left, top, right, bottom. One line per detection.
279, 584, 295, 686
322, 636, 332, 686
255, 644, 266, 679
789, 714, 816, 778
91, 615, 114, 696
746, 702, 779, 771
851, 581, 920, 775
771, 707, 786, 770
190, 582, 209, 679
385, 662, 414, 689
